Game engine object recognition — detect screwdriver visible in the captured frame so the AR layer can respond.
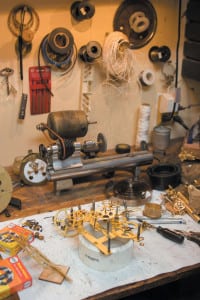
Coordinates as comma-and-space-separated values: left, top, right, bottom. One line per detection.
138, 219, 185, 244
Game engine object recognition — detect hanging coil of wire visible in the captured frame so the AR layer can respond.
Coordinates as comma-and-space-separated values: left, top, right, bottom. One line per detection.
39, 27, 77, 73
8, 4, 40, 38
102, 31, 136, 84
8, 4, 39, 53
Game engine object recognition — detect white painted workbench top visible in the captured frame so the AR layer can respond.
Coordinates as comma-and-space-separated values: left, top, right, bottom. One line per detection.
0, 191, 200, 300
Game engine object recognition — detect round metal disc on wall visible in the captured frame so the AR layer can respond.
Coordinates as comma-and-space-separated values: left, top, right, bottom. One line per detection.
113, 0, 157, 49
0, 166, 13, 213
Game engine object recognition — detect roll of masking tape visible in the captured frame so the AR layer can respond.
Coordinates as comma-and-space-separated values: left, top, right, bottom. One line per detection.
139, 69, 155, 86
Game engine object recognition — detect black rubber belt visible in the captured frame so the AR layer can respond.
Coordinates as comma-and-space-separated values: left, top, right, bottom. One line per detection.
147, 163, 181, 191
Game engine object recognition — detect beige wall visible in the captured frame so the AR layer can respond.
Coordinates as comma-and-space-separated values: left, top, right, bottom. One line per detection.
0, 0, 199, 166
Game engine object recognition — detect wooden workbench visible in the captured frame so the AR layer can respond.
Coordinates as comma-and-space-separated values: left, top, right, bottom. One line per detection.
0, 138, 200, 300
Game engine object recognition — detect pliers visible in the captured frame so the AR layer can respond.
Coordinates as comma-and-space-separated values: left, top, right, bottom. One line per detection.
174, 230, 200, 246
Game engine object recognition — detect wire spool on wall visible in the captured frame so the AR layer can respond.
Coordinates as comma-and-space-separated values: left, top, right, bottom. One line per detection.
71, 0, 95, 21
139, 69, 155, 86
40, 27, 77, 73
78, 41, 102, 63
102, 31, 136, 84
135, 104, 151, 148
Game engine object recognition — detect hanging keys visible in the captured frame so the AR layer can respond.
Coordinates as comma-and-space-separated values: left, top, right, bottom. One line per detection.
0, 68, 14, 95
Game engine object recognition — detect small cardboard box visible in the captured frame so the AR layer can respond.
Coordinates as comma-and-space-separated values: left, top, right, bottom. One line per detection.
0, 255, 32, 299
0, 223, 34, 256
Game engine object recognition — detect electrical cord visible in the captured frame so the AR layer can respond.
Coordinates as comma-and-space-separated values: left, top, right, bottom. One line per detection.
37, 34, 54, 97
162, 0, 182, 123
178, 103, 200, 111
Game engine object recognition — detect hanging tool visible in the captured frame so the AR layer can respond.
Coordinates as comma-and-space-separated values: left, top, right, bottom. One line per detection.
174, 230, 200, 247
18, 93, 28, 120
8, 4, 40, 119
29, 66, 51, 115
0, 68, 14, 95
138, 219, 184, 244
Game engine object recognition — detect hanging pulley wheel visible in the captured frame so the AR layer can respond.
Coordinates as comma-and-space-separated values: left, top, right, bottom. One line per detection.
20, 152, 47, 186
113, 0, 157, 49
71, 1, 95, 21
79, 41, 102, 63
0, 166, 13, 213
48, 28, 74, 56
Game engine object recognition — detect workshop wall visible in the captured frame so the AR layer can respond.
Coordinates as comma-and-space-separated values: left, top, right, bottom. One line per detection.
0, 0, 199, 166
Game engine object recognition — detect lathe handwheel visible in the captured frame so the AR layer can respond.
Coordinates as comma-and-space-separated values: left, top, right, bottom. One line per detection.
20, 153, 47, 186
97, 133, 107, 153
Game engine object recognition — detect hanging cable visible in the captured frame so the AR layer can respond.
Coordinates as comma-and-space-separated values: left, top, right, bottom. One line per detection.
175, 0, 182, 89
38, 35, 54, 97
102, 31, 136, 85
162, 0, 182, 123
39, 28, 77, 74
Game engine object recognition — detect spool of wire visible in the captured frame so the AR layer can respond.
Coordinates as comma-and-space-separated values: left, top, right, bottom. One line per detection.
78, 41, 102, 63
135, 104, 151, 148
71, 1, 95, 21
40, 28, 77, 72
102, 31, 136, 83
48, 28, 74, 56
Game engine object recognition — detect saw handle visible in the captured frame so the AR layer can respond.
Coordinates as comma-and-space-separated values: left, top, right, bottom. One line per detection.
156, 226, 184, 244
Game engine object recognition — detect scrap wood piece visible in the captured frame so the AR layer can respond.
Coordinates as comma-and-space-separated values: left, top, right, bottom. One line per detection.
39, 265, 70, 284
13, 235, 72, 283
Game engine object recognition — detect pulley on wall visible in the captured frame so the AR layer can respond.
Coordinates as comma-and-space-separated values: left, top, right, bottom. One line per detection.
71, 0, 95, 22
149, 46, 171, 63
78, 41, 102, 63
39, 27, 77, 73
113, 0, 157, 49
7, 4, 40, 80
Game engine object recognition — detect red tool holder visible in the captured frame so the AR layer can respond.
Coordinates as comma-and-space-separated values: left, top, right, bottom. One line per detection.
29, 66, 51, 115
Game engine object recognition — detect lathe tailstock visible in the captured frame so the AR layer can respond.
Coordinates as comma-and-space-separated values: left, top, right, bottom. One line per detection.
37, 110, 153, 193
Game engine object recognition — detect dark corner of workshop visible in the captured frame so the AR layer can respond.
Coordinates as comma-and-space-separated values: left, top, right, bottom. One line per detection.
0, 1, 199, 300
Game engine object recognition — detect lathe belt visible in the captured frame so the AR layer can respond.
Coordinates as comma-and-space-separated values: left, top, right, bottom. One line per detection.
147, 163, 181, 191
